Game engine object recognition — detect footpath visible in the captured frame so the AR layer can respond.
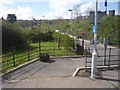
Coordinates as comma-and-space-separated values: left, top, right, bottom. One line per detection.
1, 39, 120, 89
1, 56, 120, 89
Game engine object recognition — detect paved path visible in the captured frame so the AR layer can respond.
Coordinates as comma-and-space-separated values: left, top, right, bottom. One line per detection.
1, 39, 120, 89
2, 56, 120, 89
3, 56, 84, 80
2, 70, 120, 88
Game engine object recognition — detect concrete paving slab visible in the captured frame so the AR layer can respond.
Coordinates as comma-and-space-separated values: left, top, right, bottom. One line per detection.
2, 80, 17, 88
99, 70, 120, 88
4, 76, 118, 88
15, 79, 38, 88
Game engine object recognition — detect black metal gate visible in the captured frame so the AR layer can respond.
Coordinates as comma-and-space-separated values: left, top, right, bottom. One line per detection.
84, 47, 120, 68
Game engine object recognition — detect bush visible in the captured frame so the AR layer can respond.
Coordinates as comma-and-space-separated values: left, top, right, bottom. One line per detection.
52, 32, 59, 41
2, 21, 25, 49
61, 34, 75, 51
53, 32, 75, 50
22, 28, 54, 42
41, 31, 54, 41
97, 16, 119, 46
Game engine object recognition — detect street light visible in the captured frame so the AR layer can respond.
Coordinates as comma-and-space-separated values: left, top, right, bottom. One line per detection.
43, 15, 45, 32
55, 30, 60, 48
69, 9, 73, 34
69, 9, 73, 20
90, 0, 98, 79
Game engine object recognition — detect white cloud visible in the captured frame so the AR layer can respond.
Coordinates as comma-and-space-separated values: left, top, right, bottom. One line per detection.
43, 0, 95, 19
0, 0, 13, 5
12, 0, 50, 2
0, 0, 34, 20
44, 0, 119, 19
79, 2, 95, 16
1, 0, 119, 20
0, 0, 14, 17
15, 6, 34, 20
44, 0, 84, 19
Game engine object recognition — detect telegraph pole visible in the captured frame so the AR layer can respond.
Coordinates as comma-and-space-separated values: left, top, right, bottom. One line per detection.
90, 0, 98, 79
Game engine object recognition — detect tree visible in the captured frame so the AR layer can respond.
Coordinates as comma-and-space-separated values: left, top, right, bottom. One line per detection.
2, 21, 25, 49
73, 4, 81, 19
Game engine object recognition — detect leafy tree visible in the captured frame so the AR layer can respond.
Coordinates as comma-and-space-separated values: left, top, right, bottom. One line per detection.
60, 34, 75, 51
2, 21, 25, 49
97, 16, 119, 45
53, 32, 75, 50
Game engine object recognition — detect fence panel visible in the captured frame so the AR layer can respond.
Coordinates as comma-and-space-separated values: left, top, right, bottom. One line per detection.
1, 40, 77, 73
84, 47, 120, 68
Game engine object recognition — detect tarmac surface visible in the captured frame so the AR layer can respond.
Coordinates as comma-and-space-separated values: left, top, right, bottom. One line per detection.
1, 56, 120, 89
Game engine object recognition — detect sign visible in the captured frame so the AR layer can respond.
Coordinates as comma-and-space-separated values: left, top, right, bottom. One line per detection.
92, 26, 96, 34
103, 38, 108, 48
89, 11, 101, 24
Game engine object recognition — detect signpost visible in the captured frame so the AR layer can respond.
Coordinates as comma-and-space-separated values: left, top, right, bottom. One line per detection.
89, 11, 101, 25
91, 0, 98, 79
69, 9, 73, 34
103, 38, 108, 65
92, 26, 96, 34
103, 38, 108, 48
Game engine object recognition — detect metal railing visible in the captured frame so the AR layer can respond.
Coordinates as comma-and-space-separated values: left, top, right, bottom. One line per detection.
84, 47, 120, 68
1, 41, 76, 73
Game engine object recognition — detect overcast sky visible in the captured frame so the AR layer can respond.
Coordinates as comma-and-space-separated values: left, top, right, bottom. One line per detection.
0, 0, 119, 20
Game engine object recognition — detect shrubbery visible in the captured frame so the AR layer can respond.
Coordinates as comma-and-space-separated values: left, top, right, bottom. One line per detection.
2, 21, 25, 49
53, 32, 75, 50
23, 29, 54, 42
71, 16, 119, 47
3, 15, 119, 49
97, 16, 119, 45
2, 21, 54, 49
60, 34, 75, 51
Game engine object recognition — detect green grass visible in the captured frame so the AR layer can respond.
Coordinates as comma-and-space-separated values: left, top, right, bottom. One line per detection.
2, 41, 76, 73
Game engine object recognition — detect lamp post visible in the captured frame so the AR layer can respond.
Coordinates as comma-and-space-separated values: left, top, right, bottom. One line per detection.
90, 0, 98, 79
69, 9, 73, 34
69, 9, 73, 20
43, 15, 45, 32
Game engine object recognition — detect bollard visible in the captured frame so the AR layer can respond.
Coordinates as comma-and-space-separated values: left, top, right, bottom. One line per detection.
90, 51, 97, 79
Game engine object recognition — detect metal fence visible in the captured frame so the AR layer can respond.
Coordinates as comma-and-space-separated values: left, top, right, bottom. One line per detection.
0, 41, 76, 73
84, 47, 120, 68
1, 39, 119, 73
